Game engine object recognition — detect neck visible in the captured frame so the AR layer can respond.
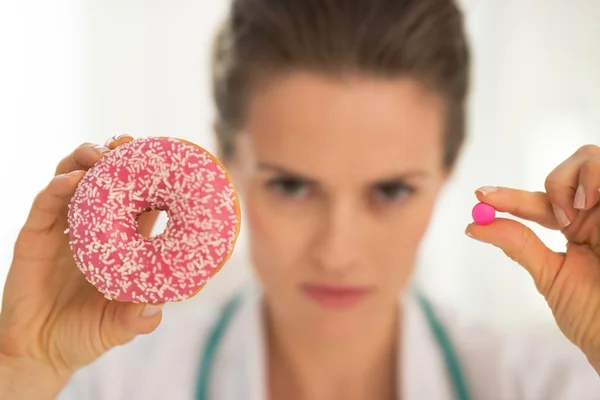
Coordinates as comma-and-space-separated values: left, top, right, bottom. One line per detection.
265, 302, 400, 400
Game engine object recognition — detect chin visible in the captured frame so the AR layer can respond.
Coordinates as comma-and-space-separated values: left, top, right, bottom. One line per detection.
292, 299, 381, 339
300, 314, 365, 340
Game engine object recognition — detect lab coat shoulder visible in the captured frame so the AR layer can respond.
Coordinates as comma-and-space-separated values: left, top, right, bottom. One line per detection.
57, 297, 225, 400
433, 302, 600, 400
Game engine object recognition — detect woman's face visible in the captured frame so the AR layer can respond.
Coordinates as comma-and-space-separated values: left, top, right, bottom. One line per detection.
228, 72, 449, 339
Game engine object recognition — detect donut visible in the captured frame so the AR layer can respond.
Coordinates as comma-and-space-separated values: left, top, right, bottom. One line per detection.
67, 137, 241, 303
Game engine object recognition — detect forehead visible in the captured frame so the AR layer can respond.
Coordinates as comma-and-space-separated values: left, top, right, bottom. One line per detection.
242, 73, 446, 180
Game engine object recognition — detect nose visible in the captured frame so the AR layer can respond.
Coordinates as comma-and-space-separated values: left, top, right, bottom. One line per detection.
312, 199, 360, 273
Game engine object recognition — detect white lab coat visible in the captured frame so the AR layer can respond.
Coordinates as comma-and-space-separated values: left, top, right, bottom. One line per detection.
57, 283, 600, 400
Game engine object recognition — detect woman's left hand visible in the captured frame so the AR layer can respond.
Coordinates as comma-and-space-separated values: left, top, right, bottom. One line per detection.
465, 144, 600, 373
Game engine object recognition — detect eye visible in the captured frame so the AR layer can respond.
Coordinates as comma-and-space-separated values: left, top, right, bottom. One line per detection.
267, 177, 311, 199
372, 181, 415, 203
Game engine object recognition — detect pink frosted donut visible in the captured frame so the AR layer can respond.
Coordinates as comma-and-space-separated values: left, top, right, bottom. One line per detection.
67, 137, 241, 303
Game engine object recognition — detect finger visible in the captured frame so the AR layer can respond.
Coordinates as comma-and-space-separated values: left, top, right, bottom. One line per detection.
574, 154, 600, 211
545, 146, 600, 228
55, 143, 109, 175
465, 218, 565, 296
475, 186, 560, 230
104, 134, 134, 150
104, 302, 164, 347
22, 170, 86, 232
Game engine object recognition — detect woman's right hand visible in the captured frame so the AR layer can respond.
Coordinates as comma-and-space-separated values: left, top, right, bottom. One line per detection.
0, 135, 163, 398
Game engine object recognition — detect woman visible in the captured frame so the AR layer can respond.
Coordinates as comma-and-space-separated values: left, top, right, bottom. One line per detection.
1, 0, 600, 398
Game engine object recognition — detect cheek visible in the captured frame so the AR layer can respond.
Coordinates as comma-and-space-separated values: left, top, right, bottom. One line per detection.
405, 189, 439, 239
374, 189, 441, 287
243, 184, 312, 280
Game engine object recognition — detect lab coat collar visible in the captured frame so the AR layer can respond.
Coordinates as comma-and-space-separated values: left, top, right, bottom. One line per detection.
401, 289, 455, 399
210, 287, 455, 400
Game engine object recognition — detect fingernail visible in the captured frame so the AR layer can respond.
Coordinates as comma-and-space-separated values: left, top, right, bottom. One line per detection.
141, 304, 163, 318
104, 134, 128, 146
476, 186, 498, 196
65, 170, 83, 177
552, 204, 571, 227
104, 136, 117, 146
93, 145, 109, 154
465, 229, 484, 242
574, 185, 586, 209
465, 227, 479, 238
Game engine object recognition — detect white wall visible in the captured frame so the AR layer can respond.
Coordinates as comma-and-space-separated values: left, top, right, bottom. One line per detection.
0, 0, 91, 294
416, 0, 600, 335
1, 0, 599, 335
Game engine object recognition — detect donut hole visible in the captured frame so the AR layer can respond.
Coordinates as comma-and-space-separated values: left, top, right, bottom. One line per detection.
137, 208, 168, 238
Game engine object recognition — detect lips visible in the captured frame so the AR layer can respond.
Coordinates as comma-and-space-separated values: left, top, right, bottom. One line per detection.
300, 283, 373, 308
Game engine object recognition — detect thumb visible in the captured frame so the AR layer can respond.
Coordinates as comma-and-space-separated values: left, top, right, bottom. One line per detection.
104, 302, 164, 347
22, 170, 85, 233
465, 218, 565, 296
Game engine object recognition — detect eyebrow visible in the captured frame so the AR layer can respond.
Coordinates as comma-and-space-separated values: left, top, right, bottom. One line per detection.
257, 163, 318, 184
257, 162, 430, 184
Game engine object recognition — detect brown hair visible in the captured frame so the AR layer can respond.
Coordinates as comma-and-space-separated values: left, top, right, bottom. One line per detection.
211, 0, 470, 169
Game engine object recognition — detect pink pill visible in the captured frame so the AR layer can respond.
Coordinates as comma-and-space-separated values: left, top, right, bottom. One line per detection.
472, 202, 496, 225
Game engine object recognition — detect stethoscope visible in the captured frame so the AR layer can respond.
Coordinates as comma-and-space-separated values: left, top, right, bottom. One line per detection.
195, 290, 472, 400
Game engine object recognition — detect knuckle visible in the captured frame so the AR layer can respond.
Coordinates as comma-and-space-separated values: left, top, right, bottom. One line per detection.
76, 142, 95, 153
55, 155, 71, 172
105, 134, 131, 147
104, 136, 117, 146
576, 144, 600, 157
503, 249, 518, 264
544, 175, 561, 193
54, 162, 65, 174
506, 228, 532, 265
516, 228, 532, 262
0, 326, 20, 358
72, 142, 93, 153
581, 158, 600, 174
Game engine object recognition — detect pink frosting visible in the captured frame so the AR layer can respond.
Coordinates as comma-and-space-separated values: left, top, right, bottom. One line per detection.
67, 137, 240, 303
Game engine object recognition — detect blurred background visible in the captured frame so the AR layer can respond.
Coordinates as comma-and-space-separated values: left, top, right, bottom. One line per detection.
0, 0, 598, 337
